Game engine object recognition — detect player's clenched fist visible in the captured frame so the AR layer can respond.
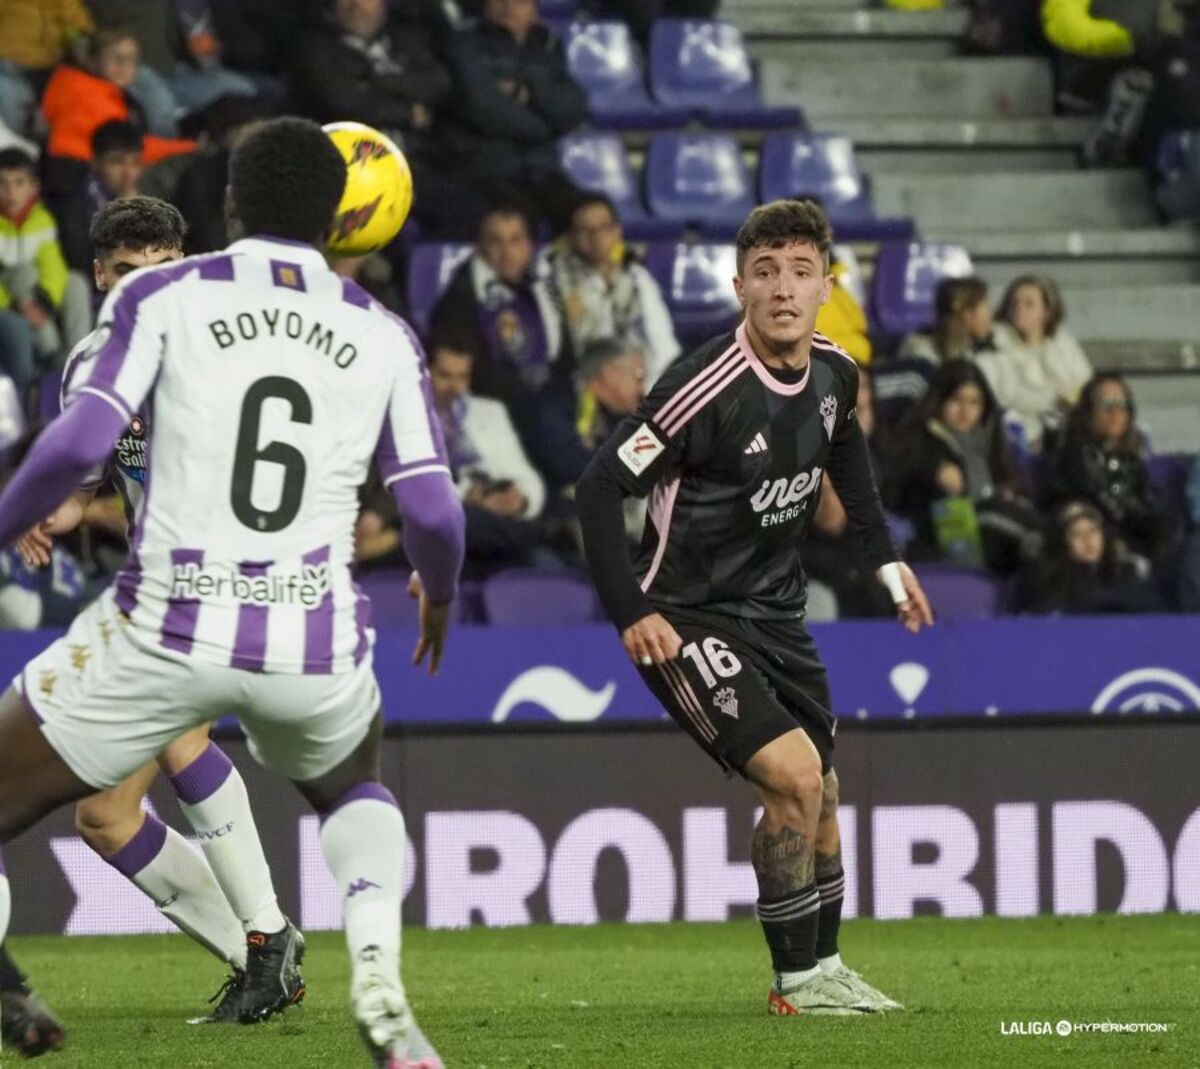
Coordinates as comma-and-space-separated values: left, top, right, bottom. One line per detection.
621, 613, 683, 666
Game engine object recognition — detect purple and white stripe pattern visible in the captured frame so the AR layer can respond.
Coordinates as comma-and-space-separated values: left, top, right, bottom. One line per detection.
160, 548, 204, 654
230, 561, 271, 672
303, 545, 334, 674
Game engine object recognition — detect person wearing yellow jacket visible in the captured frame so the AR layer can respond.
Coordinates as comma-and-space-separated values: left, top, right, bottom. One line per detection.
0, 147, 79, 403
815, 259, 872, 365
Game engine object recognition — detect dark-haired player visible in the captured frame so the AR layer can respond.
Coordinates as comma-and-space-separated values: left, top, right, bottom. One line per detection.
0, 118, 463, 1068
577, 200, 933, 1016
6, 196, 305, 1045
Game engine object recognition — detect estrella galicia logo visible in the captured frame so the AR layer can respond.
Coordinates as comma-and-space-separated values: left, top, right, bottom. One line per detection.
1090, 668, 1200, 714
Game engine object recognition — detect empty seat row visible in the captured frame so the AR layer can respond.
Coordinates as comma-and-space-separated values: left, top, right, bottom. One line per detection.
567, 19, 801, 130
406, 240, 975, 346
559, 130, 913, 241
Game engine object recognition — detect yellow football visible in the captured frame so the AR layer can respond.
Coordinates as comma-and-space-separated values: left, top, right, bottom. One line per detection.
323, 121, 413, 256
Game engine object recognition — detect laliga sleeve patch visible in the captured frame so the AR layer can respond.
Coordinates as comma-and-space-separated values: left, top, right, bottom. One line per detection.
617, 423, 665, 476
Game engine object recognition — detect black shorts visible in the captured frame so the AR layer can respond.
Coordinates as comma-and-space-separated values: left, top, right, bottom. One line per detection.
636, 607, 835, 776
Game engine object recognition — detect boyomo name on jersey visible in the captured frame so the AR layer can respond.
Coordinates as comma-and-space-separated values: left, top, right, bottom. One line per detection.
207, 308, 359, 369
750, 466, 822, 527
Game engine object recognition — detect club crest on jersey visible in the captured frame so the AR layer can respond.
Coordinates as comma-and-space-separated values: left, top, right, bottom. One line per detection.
820, 394, 838, 440
128, 415, 145, 438
713, 686, 739, 719
618, 423, 665, 476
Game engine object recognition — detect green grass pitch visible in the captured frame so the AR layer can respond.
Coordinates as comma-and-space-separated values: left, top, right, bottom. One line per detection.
4, 915, 1197, 1068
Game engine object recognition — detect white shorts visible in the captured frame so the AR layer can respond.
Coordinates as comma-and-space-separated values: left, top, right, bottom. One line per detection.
13, 594, 381, 789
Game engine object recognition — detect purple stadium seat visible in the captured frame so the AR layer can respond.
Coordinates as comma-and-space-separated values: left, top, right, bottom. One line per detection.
911, 565, 1004, 620
539, 0, 578, 17
482, 569, 599, 625
557, 133, 684, 240
1146, 452, 1192, 518
649, 20, 802, 129
1155, 130, 1195, 179
566, 22, 689, 130
870, 241, 974, 338
357, 570, 473, 628
406, 242, 472, 335
644, 241, 742, 345
758, 133, 914, 241
645, 132, 756, 238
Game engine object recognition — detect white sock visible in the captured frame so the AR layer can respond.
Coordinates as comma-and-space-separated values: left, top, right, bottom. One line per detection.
170, 743, 286, 935
103, 813, 245, 968
0, 853, 10, 947
318, 784, 405, 985
818, 952, 844, 973
775, 965, 821, 991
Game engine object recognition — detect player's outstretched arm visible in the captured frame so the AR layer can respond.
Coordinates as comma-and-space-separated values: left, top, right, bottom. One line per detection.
878, 561, 934, 634
0, 396, 128, 550
14, 489, 97, 568
390, 471, 465, 676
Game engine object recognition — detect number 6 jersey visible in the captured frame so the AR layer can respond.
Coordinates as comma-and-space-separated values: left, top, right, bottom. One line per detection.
65, 237, 447, 673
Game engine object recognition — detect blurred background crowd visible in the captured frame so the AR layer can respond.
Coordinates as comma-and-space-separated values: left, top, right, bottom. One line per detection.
0, 0, 1198, 630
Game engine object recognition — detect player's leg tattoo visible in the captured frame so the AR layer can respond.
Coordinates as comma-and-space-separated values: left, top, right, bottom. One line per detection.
163, 728, 286, 937
814, 769, 846, 963
747, 732, 825, 984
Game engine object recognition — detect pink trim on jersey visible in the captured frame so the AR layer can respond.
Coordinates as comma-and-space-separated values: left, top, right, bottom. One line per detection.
639, 474, 680, 594
736, 321, 812, 396
653, 342, 741, 434
812, 330, 856, 364
660, 356, 750, 438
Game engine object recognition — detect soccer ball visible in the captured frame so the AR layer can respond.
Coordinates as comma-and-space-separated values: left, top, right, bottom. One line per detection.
323, 121, 413, 257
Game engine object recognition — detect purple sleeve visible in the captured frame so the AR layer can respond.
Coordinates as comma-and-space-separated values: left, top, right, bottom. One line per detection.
390, 470, 465, 606
0, 394, 128, 548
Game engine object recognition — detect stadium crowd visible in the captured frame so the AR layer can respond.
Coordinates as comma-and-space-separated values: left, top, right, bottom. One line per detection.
0, 0, 1197, 627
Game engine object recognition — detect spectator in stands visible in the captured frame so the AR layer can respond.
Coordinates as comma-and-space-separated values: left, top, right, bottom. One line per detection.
1015, 499, 1161, 614
40, 28, 197, 191
441, 0, 588, 229
885, 359, 1040, 574
0, 148, 91, 401
87, 0, 257, 137
429, 200, 565, 407
170, 95, 266, 254
1182, 455, 1200, 611
356, 325, 549, 575
209, 0, 319, 83
876, 276, 997, 426
1157, 131, 1200, 222
0, 0, 93, 137
815, 252, 872, 365
52, 120, 144, 273
544, 191, 679, 386
290, 0, 452, 148
1046, 373, 1167, 561
520, 335, 647, 491
807, 368, 896, 618
977, 274, 1092, 450
585, 0, 721, 47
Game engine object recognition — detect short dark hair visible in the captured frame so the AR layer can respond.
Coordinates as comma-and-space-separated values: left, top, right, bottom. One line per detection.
569, 190, 618, 226
735, 199, 832, 274
427, 323, 479, 363
90, 196, 187, 258
576, 336, 634, 382
479, 198, 536, 241
229, 117, 347, 244
0, 147, 37, 177
92, 120, 142, 158
89, 27, 138, 59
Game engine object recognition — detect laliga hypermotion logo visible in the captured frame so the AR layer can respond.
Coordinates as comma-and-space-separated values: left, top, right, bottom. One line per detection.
491, 667, 616, 723
1090, 668, 1200, 714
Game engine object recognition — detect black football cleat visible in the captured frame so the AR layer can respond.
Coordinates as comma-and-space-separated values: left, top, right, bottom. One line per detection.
189, 970, 247, 1025
236, 921, 306, 1024
1, 986, 67, 1058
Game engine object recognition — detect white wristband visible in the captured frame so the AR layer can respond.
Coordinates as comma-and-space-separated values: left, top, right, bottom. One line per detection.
879, 561, 908, 605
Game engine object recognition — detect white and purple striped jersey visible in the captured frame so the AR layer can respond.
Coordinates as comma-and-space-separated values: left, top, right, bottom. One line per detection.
65, 236, 448, 674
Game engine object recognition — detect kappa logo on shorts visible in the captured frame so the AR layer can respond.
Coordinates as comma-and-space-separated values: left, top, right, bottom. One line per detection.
98, 620, 114, 647
39, 669, 57, 698
617, 423, 665, 476
68, 644, 90, 672
713, 686, 739, 719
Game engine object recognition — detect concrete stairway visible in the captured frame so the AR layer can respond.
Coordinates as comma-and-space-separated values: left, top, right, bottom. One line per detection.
733, 0, 1200, 368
